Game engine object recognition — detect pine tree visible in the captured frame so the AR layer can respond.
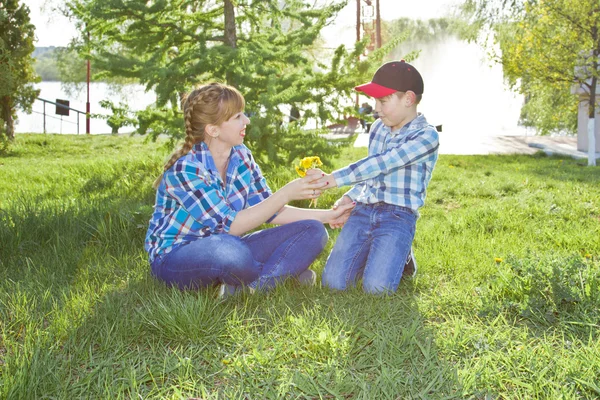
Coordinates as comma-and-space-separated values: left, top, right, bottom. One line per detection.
67, 0, 398, 165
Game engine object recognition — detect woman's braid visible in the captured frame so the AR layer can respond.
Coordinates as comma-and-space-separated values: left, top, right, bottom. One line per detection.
152, 83, 244, 190
161, 91, 205, 173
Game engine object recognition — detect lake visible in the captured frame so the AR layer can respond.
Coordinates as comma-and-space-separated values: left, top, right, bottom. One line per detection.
15, 82, 157, 135
16, 36, 530, 137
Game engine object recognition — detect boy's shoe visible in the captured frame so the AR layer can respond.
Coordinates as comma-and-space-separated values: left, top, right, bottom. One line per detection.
217, 284, 254, 299
403, 248, 418, 278
297, 269, 317, 286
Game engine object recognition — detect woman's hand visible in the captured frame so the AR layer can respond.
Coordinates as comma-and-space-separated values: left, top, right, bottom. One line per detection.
326, 196, 355, 229
281, 170, 329, 202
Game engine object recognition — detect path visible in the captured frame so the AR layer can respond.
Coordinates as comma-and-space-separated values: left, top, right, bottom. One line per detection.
350, 130, 600, 160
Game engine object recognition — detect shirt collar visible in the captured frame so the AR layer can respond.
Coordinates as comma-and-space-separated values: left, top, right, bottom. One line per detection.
388, 113, 428, 136
192, 141, 243, 172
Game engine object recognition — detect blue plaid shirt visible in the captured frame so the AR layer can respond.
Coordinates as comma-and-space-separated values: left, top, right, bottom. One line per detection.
145, 141, 272, 263
332, 113, 439, 216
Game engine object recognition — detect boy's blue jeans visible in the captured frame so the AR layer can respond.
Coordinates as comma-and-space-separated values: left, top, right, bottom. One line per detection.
322, 203, 416, 294
151, 220, 328, 290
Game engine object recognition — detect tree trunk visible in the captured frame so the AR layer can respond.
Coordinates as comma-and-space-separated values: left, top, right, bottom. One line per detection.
224, 0, 237, 85
0, 96, 15, 140
223, 0, 237, 48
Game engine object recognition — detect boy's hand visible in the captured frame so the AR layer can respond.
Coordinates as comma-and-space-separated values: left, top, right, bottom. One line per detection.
329, 195, 354, 229
312, 172, 337, 190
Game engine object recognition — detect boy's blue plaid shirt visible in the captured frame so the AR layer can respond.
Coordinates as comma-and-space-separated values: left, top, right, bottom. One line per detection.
145, 141, 272, 263
332, 113, 439, 216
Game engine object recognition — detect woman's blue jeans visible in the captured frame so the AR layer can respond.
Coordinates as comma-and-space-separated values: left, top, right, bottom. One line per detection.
322, 203, 416, 294
151, 220, 328, 290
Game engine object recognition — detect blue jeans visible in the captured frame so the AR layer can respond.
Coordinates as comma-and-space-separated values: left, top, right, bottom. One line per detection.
151, 220, 328, 290
322, 203, 416, 294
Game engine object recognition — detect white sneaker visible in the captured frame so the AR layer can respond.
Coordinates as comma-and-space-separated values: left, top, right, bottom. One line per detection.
297, 269, 317, 286
403, 248, 418, 278
217, 284, 254, 299
217, 283, 236, 299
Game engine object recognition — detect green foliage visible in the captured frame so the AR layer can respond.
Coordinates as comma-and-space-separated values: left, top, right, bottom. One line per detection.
382, 17, 466, 45
65, 0, 405, 164
519, 82, 578, 134
0, 0, 40, 139
93, 99, 137, 134
481, 254, 600, 324
460, 0, 600, 135
32, 46, 61, 81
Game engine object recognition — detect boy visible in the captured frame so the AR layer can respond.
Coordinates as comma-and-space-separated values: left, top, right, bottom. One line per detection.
315, 60, 439, 294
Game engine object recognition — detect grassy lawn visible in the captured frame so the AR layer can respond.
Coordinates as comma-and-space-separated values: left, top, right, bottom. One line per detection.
1, 133, 599, 399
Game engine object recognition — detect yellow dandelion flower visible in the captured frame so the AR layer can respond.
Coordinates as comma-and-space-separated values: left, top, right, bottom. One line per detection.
494, 257, 503, 263
585, 254, 592, 259
295, 156, 323, 207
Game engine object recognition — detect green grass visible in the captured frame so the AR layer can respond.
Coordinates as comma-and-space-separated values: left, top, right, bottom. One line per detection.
1, 133, 599, 399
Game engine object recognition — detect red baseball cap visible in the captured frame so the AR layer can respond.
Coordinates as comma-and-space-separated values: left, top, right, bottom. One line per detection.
355, 60, 424, 98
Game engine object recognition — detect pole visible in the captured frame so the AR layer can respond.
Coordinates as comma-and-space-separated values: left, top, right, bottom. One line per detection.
86, 27, 91, 134
376, 0, 381, 48
588, 118, 596, 166
357, 0, 361, 43
356, 0, 361, 106
43, 101, 46, 133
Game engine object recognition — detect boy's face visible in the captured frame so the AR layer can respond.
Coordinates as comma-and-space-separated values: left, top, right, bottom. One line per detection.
374, 92, 413, 131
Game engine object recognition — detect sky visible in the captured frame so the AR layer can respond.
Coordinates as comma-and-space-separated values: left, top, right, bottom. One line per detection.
23, 0, 462, 48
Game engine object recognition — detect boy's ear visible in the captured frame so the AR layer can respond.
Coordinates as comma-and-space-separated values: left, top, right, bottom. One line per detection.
405, 91, 417, 106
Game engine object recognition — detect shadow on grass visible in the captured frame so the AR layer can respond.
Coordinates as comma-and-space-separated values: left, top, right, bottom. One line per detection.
0, 144, 469, 398
3, 268, 467, 398
1, 184, 466, 397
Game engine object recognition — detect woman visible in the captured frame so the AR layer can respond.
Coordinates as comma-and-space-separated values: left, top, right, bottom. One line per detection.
145, 82, 354, 294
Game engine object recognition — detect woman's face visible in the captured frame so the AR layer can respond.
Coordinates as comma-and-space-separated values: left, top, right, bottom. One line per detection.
216, 111, 250, 147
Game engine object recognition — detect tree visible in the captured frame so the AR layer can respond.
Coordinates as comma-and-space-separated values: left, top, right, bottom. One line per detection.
462, 0, 599, 166
0, 0, 40, 140
93, 99, 136, 134
65, 0, 400, 166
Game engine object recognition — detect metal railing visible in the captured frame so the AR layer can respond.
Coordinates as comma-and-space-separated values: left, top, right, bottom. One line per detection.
35, 98, 88, 134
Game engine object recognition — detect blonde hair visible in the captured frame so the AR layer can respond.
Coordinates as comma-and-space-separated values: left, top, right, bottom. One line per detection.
153, 82, 245, 189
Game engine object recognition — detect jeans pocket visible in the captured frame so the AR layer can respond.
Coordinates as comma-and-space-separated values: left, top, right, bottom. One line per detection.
390, 208, 415, 221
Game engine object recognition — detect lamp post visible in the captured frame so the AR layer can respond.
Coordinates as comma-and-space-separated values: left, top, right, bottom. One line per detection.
356, 0, 381, 104
356, 0, 381, 51
376, 0, 381, 49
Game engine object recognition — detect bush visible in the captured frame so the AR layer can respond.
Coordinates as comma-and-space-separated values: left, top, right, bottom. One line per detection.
480, 254, 600, 325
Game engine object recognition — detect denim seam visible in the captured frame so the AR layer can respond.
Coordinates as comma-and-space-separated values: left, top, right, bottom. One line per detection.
392, 259, 403, 289
344, 236, 371, 287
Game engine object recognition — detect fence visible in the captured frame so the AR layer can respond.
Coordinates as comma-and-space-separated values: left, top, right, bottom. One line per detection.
31, 98, 89, 134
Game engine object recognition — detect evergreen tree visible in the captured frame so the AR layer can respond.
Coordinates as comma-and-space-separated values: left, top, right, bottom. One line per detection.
66, 0, 399, 165
0, 0, 40, 140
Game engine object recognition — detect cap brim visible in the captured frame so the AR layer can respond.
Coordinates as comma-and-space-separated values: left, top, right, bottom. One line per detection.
354, 82, 397, 98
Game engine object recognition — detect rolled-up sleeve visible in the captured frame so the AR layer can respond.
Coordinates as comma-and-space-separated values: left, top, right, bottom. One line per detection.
164, 164, 238, 233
